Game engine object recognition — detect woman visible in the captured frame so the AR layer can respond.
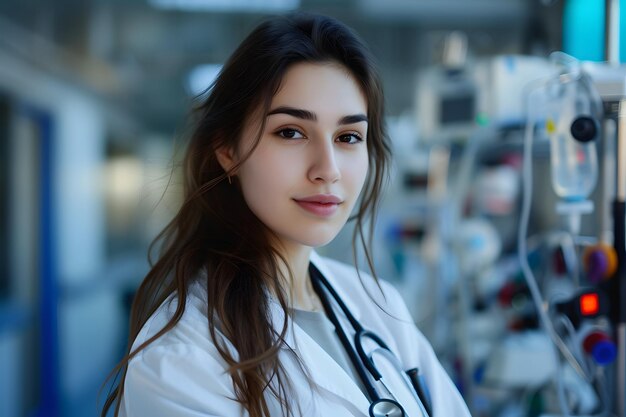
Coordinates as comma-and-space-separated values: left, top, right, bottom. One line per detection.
102, 13, 471, 417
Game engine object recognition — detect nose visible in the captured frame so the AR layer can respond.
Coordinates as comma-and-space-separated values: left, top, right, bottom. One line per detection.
308, 139, 341, 183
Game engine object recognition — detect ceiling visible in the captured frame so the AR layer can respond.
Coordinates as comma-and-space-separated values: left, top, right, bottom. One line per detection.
0, 0, 562, 134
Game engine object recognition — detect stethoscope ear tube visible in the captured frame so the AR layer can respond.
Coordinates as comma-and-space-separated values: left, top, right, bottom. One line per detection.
406, 368, 433, 417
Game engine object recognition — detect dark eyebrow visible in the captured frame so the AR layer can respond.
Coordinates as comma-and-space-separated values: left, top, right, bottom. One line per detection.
339, 114, 368, 125
267, 106, 368, 126
267, 106, 317, 121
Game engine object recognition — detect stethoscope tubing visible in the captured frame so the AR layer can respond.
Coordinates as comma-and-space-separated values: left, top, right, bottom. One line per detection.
309, 264, 382, 402
309, 264, 432, 417
355, 330, 392, 381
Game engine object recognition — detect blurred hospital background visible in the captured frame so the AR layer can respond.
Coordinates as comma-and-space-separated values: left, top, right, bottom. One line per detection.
2, 0, 626, 416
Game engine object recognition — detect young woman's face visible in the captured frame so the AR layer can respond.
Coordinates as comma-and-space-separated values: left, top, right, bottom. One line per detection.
229, 62, 369, 250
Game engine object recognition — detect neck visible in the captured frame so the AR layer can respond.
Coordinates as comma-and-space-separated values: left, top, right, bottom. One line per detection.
275, 244, 321, 311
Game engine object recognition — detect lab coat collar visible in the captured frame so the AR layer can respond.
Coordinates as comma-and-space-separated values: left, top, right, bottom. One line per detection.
281, 314, 371, 415
268, 251, 370, 415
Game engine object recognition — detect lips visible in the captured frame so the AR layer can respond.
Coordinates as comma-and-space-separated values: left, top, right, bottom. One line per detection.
295, 194, 343, 204
293, 194, 343, 216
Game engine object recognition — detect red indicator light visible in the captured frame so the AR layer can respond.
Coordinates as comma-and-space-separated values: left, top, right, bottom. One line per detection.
580, 293, 600, 316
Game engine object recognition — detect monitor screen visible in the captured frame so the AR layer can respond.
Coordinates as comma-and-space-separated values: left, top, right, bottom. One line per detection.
440, 94, 475, 124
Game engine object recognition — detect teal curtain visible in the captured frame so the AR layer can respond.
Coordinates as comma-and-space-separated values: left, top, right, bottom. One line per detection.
563, 0, 626, 62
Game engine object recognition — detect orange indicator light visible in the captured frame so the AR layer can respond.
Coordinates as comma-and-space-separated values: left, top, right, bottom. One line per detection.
580, 293, 600, 316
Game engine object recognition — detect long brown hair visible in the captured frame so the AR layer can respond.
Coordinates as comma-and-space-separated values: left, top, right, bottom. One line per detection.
102, 12, 391, 417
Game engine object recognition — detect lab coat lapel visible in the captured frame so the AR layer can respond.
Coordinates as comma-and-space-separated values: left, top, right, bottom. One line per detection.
267, 253, 370, 415
283, 318, 370, 415
272, 303, 369, 416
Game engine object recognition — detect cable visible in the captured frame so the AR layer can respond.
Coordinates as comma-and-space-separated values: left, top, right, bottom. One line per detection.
518, 54, 623, 416
518, 87, 572, 416
519, 86, 589, 374
556, 314, 592, 377
517, 68, 605, 416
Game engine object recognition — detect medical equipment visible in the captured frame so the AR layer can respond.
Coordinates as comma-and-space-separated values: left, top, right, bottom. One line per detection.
416, 64, 477, 143
416, 32, 477, 144
309, 264, 432, 417
516, 49, 626, 415
547, 75, 599, 203
521, 53, 602, 267
416, 54, 556, 144
473, 55, 557, 128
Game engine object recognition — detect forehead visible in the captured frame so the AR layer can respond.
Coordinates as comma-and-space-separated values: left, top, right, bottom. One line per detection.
271, 62, 367, 115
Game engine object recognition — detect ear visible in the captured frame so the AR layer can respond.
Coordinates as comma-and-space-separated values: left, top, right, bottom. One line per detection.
215, 145, 237, 173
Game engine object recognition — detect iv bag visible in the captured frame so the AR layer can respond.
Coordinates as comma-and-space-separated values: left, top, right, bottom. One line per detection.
547, 79, 598, 201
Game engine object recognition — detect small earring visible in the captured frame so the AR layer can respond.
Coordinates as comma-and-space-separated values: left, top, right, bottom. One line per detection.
227, 175, 232, 185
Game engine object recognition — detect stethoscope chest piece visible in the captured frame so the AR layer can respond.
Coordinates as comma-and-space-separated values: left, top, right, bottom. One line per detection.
370, 398, 405, 417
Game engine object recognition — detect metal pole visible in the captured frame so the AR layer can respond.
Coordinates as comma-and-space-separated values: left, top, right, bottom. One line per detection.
620, 102, 626, 201
606, 0, 620, 64
606, 2, 624, 414
616, 99, 626, 417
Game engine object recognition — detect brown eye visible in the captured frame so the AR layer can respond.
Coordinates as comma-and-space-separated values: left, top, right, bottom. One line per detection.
337, 133, 363, 144
277, 128, 304, 139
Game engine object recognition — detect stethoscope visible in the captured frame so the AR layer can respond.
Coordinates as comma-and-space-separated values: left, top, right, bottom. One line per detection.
309, 264, 432, 417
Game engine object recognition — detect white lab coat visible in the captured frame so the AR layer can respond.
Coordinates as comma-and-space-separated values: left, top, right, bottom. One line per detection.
121, 252, 471, 417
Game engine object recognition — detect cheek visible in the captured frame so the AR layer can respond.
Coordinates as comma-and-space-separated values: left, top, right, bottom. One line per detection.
237, 150, 294, 205
346, 152, 370, 194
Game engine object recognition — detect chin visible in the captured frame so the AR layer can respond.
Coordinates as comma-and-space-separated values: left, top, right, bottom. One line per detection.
296, 229, 342, 248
